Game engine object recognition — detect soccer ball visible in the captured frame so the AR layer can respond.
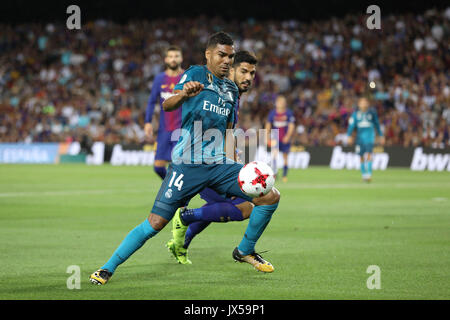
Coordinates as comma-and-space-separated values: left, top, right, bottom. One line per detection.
238, 161, 275, 198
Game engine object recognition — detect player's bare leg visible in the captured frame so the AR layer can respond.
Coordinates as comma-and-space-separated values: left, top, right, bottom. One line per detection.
236, 201, 254, 219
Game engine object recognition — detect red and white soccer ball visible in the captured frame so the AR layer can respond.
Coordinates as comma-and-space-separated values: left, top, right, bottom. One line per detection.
238, 161, 275, 198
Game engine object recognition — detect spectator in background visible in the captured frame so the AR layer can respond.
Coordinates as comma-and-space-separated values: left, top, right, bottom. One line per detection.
0, 9, 448, 148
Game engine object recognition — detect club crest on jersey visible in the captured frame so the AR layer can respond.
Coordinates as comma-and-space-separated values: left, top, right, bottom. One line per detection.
207, 73, 213, 84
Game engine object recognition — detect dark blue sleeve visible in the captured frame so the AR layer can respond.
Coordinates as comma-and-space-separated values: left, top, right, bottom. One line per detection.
231, 98, 239, 128
288, 110, 295, 123
145, 75, 161, 123
267, 110, 275, 124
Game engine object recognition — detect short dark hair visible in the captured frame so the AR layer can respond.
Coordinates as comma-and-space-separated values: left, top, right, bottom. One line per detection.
165, 45, 182, 56
358, 94, 371, 101
233, 50, 258, 67
206, 31, 234, 49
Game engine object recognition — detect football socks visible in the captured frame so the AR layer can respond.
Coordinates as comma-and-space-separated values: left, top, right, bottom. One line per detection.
154, 165, 167, 180
181, 202, 243, 225
183, 221, 211, 249
237, 203, 278, 255
102, 219, 158, 274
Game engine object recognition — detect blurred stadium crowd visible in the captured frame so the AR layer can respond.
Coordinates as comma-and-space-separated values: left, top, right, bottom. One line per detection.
0, 8, 449, 148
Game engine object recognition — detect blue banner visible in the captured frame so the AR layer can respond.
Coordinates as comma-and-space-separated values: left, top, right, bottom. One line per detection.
0, 143, 60, 164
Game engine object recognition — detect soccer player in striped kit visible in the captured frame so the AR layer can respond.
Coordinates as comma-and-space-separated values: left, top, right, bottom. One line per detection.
144, 46, 184, 179
265, 95, 295, 182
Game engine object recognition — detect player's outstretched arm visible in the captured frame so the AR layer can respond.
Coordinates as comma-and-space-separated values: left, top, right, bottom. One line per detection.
283, 122, 295, 143
347, 135, 354, 145
346, 113, 356, 145
144, 77, 162, 139
162, 81, 204, 112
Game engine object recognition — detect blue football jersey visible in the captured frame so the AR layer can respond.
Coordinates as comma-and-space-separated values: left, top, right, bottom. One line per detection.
347, 108, 382, 145
172, 65, 239, 164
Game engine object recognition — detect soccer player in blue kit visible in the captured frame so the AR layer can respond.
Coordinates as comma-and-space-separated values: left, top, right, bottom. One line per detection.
90, 32, 280, 285
166, 50, 262, 266
144, 46, 184, 179
346, 96, 385, 182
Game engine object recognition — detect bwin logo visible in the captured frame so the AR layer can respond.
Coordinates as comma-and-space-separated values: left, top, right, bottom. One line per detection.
410, 148, 450, 171
330, 146, 389, 170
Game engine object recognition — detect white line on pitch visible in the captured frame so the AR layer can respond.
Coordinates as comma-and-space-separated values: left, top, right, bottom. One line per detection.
0, 189, 151, 198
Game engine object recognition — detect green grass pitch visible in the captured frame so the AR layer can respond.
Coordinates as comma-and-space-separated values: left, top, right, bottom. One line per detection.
0, 164, 449, 299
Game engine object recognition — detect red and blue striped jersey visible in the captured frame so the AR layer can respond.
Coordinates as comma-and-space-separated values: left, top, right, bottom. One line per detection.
267, 109, 295, 141
145, 71, 183, 132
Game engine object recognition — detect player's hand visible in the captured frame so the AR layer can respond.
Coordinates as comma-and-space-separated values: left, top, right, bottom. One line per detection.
144, 123, 153, 140
235, 149, 243, 164
282, 136, 290, 144
379, 136, 385, 146
347, 136, 353, 145
182, 81, 204, 98
266, 135, 272, 148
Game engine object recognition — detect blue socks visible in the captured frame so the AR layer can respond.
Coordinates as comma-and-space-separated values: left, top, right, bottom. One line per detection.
102, 219, 159, 274
367, 160, 373, 176
238, 203, 278, 255
360, 161, 366, 176
154, 166, 167, 180
361, 159, 373, 179
182, 201, 245, 248
181, 202, 244, 225
283, 165, 288, 177
181, 201, 278, 254
184, 221, 211, 249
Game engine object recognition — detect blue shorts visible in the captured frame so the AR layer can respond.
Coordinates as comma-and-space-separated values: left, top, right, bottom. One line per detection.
155, 130, 178, 161
279, 142, 291, 153
151, 161, 253, 220
199, 188, 247, 206
355, 143, 374, 157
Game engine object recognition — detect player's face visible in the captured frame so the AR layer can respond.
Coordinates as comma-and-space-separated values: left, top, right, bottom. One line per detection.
358, 98, 369, 112
205, 44, 235, 79
275, 96, 286, 111
165, 50, 182, 70
232, 62, 256, 93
